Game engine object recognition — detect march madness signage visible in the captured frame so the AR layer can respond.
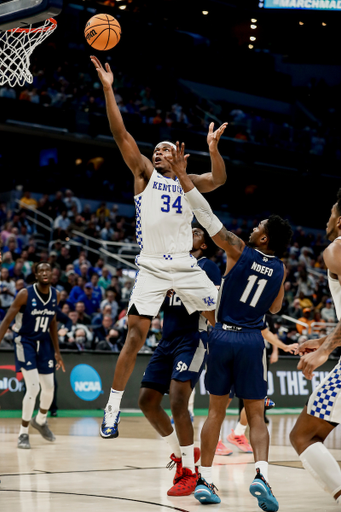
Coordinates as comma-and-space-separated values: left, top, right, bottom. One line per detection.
262, 0, 341, 9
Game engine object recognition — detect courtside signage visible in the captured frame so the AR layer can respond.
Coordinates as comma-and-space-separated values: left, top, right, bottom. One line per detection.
70, 364, 103, 401
262, 0, 341, 9
0, 365, 25, 395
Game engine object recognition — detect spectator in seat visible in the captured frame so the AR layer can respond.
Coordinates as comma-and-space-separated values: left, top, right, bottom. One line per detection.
60, 311, 92, 349
77, 282, 101, 316
53, 210, 70, 238
92, 304, 113, 326
19, 191, 38, 210
296, 308, 314, 335
321, 298, 337, 323
93, 315, 114, 347
98, 266, 111, 290
68, 276, 86, 304
100, 289, 119, 322
75, 301, 92, 325
57, 245, 72, 270
0, 267, 16, 311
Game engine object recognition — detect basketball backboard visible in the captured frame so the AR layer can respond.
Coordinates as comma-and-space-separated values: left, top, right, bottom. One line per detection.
0, 0, 63, 30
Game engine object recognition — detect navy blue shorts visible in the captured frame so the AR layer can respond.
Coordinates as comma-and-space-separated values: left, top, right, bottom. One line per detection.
14, 335, 55, 374
141, 331, 208, 395
205, 327, 267, 400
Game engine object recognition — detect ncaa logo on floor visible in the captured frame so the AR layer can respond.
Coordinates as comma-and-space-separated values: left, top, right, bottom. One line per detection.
70, 364, 103, 401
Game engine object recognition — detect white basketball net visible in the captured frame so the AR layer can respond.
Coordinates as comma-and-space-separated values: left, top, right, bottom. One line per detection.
0, 18, 56, 87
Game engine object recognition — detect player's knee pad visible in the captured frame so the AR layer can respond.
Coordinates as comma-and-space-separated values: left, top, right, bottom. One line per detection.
39, 373, 55, 410
22, 368, 41, 400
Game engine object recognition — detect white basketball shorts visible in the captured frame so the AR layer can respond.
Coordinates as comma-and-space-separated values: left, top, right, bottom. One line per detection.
307, 360, 341, 424
127, 253, 218, 317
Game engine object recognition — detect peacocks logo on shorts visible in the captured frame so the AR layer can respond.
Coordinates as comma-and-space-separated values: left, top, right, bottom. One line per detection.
70, 364, 102, 401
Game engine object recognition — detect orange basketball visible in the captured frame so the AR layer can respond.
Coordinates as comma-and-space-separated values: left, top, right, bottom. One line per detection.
84, 14, 121, 51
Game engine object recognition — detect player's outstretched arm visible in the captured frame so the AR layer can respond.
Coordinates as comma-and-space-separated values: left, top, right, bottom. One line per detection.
169, 142, 244, 259
0, 289, 28, 341
261, 327, 298, 353
188, 122, 228, 193
90, 56, 153, 181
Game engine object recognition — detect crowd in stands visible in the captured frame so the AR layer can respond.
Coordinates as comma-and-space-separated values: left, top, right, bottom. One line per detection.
0, 189, 338, 357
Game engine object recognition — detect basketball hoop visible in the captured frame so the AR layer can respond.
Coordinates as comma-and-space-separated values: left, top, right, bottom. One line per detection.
0, 18, 57, 87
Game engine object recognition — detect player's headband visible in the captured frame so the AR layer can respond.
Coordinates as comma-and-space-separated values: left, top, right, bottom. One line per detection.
154, 141, 176, 151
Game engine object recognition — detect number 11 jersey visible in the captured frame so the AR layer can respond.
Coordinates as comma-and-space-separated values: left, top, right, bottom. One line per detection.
134, 169, 193, 256
216, 246, 284, 330
13, 284, 57, 342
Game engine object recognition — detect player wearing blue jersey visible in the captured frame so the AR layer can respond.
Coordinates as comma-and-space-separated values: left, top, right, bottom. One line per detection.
169, 142, 292, 511
91, 56, 228, 440
138, 225, 220, 497
0, 262, 65, 449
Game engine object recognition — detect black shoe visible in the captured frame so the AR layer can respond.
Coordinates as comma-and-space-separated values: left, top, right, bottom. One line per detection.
50, 411, 57, 417
264, 415, 269, 424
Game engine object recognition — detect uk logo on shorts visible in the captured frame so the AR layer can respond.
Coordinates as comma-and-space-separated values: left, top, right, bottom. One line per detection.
203, 296, 215, 306
70, 364, 103, 401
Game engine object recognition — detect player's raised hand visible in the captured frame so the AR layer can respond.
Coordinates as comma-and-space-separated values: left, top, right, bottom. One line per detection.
207, 122, 227, 151
169, 141, 190, 177
55, 352, 65, 372
297, 348, 329, 380
90, 56, 113, 90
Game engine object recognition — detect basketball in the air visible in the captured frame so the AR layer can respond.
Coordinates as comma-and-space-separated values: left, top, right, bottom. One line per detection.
84, 14, 121, 51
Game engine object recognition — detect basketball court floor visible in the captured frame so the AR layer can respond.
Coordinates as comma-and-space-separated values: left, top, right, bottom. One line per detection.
1, 412, 341, 511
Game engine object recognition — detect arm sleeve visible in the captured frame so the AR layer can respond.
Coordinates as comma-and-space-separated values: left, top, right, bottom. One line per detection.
185, 187, 223, 237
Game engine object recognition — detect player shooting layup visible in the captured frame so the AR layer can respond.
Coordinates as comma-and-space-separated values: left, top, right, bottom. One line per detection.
90, 56, 227, 438
290, 189, 341, 508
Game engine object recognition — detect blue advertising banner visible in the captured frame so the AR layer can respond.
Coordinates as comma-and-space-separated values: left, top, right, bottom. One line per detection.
262, 0, 341, 9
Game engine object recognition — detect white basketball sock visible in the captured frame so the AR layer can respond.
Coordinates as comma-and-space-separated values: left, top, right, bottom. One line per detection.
19, 425, 29, 436
199, 466, 213, 484
107, 388, 124, 412
300, 442, 341, 497
164, 430, 181, 458
180, 444, 195, 473
255, 461, 269, 481
36, 411, 48, 426
235, 422, 247, 436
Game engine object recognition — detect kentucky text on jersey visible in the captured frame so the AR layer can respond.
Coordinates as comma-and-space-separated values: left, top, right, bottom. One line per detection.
152, 181, 184, 195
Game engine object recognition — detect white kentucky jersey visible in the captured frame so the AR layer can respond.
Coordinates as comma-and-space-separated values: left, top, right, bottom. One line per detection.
134, 169, 193, 255
328, 236, 341, 321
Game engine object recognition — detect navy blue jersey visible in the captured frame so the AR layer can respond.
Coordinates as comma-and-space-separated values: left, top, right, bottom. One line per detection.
13, 284, 58, 342
162, 257, 221, 340
216, 246, 284, 330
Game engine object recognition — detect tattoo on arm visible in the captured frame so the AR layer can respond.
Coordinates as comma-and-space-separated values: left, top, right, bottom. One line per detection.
221, 227, 243, 248
323, 322, 341, 354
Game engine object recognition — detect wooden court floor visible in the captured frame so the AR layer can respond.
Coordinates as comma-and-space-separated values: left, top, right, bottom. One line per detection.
1, 413, 341, 512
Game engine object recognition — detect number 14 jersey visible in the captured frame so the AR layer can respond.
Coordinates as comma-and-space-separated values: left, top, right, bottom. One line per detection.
134, 169, 193, 256
216, 246, 284, 330
13, 284, 57, 342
